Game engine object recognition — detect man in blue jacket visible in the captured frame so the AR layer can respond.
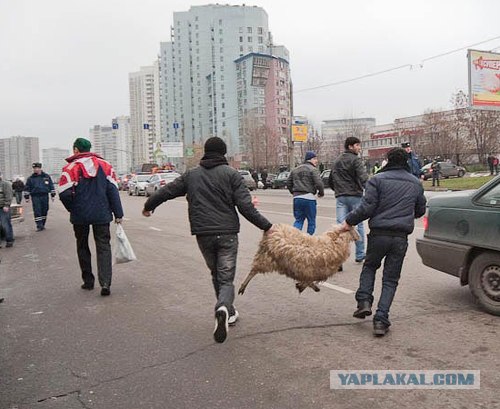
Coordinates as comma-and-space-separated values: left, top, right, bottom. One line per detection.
401, 142, 423, 179
340, 148, 426, 336
24, 163, 56, 231
58, 138, 124, 296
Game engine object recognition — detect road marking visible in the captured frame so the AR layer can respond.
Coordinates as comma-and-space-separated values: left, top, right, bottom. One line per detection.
320, 282, 355, 294
149, 227, 162, 231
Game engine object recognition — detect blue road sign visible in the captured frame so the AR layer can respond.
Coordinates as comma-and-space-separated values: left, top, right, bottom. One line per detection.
143, 124, 149, 130
112, 123, 119, 129
173, 122, 179, 129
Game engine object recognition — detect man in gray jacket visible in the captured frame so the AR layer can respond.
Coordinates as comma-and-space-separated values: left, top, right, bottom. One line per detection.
329, 137, 369, 266
0, 174, 14, 247
287, 151, 324, 235
143, 137, 274, 344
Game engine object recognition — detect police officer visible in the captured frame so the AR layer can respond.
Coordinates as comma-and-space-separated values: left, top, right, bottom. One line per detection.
24, 163, 56, 231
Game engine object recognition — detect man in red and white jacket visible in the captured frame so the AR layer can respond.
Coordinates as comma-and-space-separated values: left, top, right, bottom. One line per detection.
58, 138, 124, 296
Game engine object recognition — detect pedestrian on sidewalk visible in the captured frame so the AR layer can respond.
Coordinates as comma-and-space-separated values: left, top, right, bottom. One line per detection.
340, 147, 426, 337
58, 138, 124, 296
487, 154, 495, 175
24, 163, 56, 231
328, 136, 368, 269
12, 178, 25, 205
0, 173, 15, 248
493, 156, 499, 175
142, 136, 274, 344
431, 158, 441, 187
287, 150, 324, 235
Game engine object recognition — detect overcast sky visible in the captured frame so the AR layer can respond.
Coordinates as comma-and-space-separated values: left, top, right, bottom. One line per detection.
1, 0, 499, 151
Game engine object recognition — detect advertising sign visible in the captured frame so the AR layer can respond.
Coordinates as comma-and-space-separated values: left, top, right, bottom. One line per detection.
468, 49, 500, 110
292, 124, 308, 142
161, 142, 184, 158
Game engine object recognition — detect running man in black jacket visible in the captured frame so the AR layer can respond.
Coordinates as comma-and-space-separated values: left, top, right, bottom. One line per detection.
340, 148, 426, 337
143, 137, 274, 343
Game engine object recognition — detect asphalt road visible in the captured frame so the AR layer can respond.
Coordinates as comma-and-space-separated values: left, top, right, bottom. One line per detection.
1, 189, 498, 409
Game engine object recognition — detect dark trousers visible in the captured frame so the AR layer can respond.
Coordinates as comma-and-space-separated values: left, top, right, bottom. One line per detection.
196, 234, 238, 315
355, 234, 408, 326
73, 224, 112, 288
293, 197, 317, 235
32, 195, 49, 228
15, 191, 23, 205
0, 209, 14, 243
432, 172, 440, 186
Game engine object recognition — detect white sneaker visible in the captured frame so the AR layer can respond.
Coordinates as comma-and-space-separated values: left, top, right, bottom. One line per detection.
213, 306, 228, 343
228, 309, 239, 326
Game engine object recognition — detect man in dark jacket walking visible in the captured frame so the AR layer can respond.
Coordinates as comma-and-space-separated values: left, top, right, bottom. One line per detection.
24, 163, 56, 231
143, 137, 274, 344
340, 148, 426, 336
58, 138, 124, 296
12, 178, 25, 205
328, 137, 369, 265
287, 151, 324, 235
401, 142, 423, 179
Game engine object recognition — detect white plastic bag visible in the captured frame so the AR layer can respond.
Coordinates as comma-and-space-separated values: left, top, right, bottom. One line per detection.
114, 224, 137, 264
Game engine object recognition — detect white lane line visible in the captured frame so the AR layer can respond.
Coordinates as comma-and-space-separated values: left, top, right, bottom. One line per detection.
320, 282, 355, 294
149, 227, 162, 231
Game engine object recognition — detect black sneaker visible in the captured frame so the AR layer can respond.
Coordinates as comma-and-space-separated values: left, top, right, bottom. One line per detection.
355, 257, 365, 263
81, 283, 94, 290
353, 301, 372, 319
213, 306, 228, 343
101, 286, 111, 296
6, 242, 13, 248
373, 320, 390, 337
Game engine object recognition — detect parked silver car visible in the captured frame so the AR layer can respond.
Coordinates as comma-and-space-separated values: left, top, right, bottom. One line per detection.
128, 174, 153, 196
144, 172, 181, 197
421, 162, 466, 180
238, 170, 256, 191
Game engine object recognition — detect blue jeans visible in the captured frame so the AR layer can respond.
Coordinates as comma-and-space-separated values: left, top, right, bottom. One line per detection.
293, 198, 317, 235
335, 195, 365, 260
0, 209, 14, 243
355, 234, 408, 326
196, 234, 238, 316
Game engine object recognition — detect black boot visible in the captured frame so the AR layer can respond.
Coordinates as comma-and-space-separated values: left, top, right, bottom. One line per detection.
373, 320, 390, 337
353, 301, 372, 319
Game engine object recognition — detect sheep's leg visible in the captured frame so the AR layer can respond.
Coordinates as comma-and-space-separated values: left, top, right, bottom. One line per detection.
238, 269, 259, 295
295, 282, 308, 293
309, 282, 321, 292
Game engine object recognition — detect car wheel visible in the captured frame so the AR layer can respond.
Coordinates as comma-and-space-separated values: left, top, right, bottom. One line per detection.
458, 170, 465, 177
469, 252, 500, 316
128, 189, 133, 196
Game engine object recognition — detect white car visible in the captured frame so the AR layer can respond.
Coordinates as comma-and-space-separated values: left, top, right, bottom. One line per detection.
145, 172, 181, 197
128, 174, 152, 196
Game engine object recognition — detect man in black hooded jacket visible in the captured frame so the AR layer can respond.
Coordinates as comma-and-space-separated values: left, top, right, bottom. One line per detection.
340, 148, 426, 337
143, 137, 274, 343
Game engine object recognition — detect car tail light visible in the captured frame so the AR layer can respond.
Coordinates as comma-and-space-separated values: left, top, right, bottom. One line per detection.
423, 214, 428, 231
160, 180, 166, 186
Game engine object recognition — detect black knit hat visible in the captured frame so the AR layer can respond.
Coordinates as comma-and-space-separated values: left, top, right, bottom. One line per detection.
204, 137, 227, 155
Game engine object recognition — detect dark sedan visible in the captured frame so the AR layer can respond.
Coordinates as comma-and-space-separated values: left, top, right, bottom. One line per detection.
421, 162, 466, 180
272, 171, 290, 189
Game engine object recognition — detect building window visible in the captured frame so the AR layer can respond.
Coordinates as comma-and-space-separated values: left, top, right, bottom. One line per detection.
219, 19, 222, 25
248, 36, 252, 42
258, 27, 263, 34
258, 36, 263, 44
249, 46, 253, 52
220, 47, 223, 53
239, 36, 243, 42
219, 29, 223, 34
247, 27, 252, 33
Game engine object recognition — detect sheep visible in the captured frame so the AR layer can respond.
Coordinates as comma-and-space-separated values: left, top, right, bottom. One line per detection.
238, 224, 360, 294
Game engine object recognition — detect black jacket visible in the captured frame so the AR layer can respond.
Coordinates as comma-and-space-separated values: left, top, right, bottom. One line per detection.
328, 151, 368, 197
345, 165, 427, 236
144, 155, 272, 236
24, 172, 55, 197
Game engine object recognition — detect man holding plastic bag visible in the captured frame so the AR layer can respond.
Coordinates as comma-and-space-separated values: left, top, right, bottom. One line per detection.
58, 138, 124, 296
